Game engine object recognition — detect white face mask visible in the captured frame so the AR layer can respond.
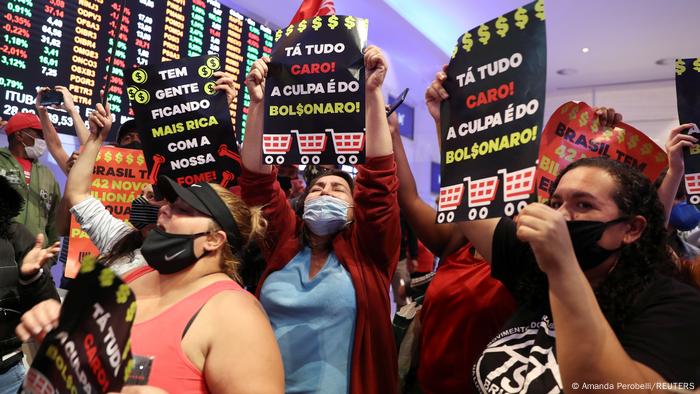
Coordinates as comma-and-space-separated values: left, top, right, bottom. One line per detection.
302, 195, 352, 236
23, 136, 47, 159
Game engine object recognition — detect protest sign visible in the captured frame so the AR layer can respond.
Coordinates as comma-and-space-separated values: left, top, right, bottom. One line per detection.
675, 58, 700, 204
437, 0, 546, 223
65, 146, 149, 279
536, 101, 666, 202
264, 15, 368, 165
128, 55, 242, 188
22, 257, 135, 394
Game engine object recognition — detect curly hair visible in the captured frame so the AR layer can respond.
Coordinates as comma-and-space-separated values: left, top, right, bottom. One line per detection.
514, 157, 676, 332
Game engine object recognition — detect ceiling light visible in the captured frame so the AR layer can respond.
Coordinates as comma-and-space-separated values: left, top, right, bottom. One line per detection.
581, 47, 590, 53
655, 58, 675, 66
556, 68, 578, 76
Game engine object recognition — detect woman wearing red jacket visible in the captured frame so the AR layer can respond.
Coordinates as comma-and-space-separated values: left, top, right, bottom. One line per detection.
240, 46, 400, 394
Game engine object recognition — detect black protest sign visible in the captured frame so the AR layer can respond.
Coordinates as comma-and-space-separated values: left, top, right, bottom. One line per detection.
22, 257, 136, 394
437, 0, 546, 223
128, 55, 241, 189
676, 58, 700, 205
264, 15, 368, 166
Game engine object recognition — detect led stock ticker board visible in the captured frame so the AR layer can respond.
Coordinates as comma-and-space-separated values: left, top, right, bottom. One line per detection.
0, 0, 273, 142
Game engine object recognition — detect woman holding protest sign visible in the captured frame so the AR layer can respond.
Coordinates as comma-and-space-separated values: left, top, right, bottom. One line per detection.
18, 102, 284, 394
240, 45, 400, 394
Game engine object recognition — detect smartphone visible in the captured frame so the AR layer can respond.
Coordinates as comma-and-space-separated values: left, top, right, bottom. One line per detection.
41, 90, 63, 106
386, 88, 409, 117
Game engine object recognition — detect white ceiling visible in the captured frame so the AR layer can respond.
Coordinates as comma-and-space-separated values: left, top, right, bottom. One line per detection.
223, 0, 700, 91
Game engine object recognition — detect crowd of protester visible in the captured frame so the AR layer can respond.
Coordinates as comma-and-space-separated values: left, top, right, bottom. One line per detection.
0, 42, 699, 394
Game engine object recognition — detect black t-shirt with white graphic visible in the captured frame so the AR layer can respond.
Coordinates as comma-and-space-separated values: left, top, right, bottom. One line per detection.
473, 218, 700, 393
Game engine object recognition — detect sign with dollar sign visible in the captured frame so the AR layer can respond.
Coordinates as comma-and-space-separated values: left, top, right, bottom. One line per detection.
438, 0, 546, 223
127, 55, 242, 190
675, 57, 700, 206
65, 145, 149, 278
535, 101, 665, 203
263, 15, 368, 165
22, 259, 136, 394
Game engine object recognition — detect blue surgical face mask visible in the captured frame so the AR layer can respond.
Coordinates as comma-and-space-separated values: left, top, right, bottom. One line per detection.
302, 195, 352, 236
670, 202, 700, 231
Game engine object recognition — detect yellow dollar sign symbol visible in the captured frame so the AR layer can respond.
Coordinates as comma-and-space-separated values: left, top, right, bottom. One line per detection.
451, 45, 458, 59
274, 29, 282, 41
590, 116, 600, 132
640, 143, 652, 155
627, 134, 639, 149
461, 32, 473, 52
560, 102, 573, 114
285, 24, 294, 36
297, 20, 307, 33
115, 152, 123, 164
311, 16, 322, 31
126, 153, 133, 164
694, 58, 700, 72
676, 59, 686, 76
344, 16, 356, 30
116, 284, 130, 304
80, 255, 96, 273
132, 69, 147, 84
99, 268, 115, 288
125, 301, 137, 322
578, 111, 589, 127
534, 0, 545, 21
137, 154, 144, 165
104, 151, 113, 162
477, 24, 490, 45
602, 129, 613, 141
328, 15, 339, 30
616, 128, 625, 143
655, 152, 666, 162
495, 16, 508, 38
568, 105, 579, 120
514, 7, 529, 30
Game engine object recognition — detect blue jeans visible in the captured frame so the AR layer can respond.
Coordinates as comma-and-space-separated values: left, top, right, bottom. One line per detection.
0, 361, 25, 394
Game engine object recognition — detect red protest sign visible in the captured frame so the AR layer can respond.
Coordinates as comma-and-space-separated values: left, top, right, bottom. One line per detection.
536, 101, 666, 202
66, 146, 149, 278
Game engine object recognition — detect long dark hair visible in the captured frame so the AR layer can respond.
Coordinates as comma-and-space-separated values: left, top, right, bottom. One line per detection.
515, 157, 676, 332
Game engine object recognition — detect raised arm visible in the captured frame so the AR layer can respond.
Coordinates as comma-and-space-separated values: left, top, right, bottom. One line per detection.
241, 57, 272, 175
63, 103, 112, 208
55, 85, 90, 145
390, 110, 456, 257
364, 46, 392, 158
35, 87, 70, 175
657, 123, 697, 225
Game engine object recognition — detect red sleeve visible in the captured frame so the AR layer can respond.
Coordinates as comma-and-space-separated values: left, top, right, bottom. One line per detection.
352, 154, 401, 271
239, 165, 299, 260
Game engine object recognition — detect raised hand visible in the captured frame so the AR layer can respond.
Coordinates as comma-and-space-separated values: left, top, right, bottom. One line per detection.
425, 64, 449, 123
20, 233, 60, 277
245, 57, 270, 104
88, 102, 112, 139
364, 45, 388, 92
213, 71, 237, 106
666, 123, 698, 174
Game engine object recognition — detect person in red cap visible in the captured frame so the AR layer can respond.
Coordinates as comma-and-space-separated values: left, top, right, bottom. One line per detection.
0, 112, 61, 245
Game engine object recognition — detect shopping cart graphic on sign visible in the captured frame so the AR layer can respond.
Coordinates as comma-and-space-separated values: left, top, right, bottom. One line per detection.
463, 175, 499, 221
685, 173, 700, 205
326, 128, 365, 164
292, 129, 328, 164
262, 134, 293, 164
498, 166, 536, 216
436, 183, 464, 223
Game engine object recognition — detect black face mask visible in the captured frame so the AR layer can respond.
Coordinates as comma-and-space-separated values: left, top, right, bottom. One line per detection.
140, 228, 208, 274
567, 217, 629, 271
129, 196, 160, 229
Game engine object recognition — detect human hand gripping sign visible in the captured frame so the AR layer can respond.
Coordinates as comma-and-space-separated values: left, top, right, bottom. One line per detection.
246, 57, 271, 105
